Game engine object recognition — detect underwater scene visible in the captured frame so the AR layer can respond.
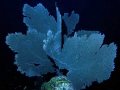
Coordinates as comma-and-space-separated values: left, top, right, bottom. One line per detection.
1, 0, 120, 90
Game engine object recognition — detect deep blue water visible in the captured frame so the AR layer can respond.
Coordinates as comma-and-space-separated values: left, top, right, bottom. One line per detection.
1, 0, 120, 90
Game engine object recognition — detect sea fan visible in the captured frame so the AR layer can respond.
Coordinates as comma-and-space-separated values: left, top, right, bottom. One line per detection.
6, 3, 117, 90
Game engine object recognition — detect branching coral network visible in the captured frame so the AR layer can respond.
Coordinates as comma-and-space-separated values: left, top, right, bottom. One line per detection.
6, 3, 117, 90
